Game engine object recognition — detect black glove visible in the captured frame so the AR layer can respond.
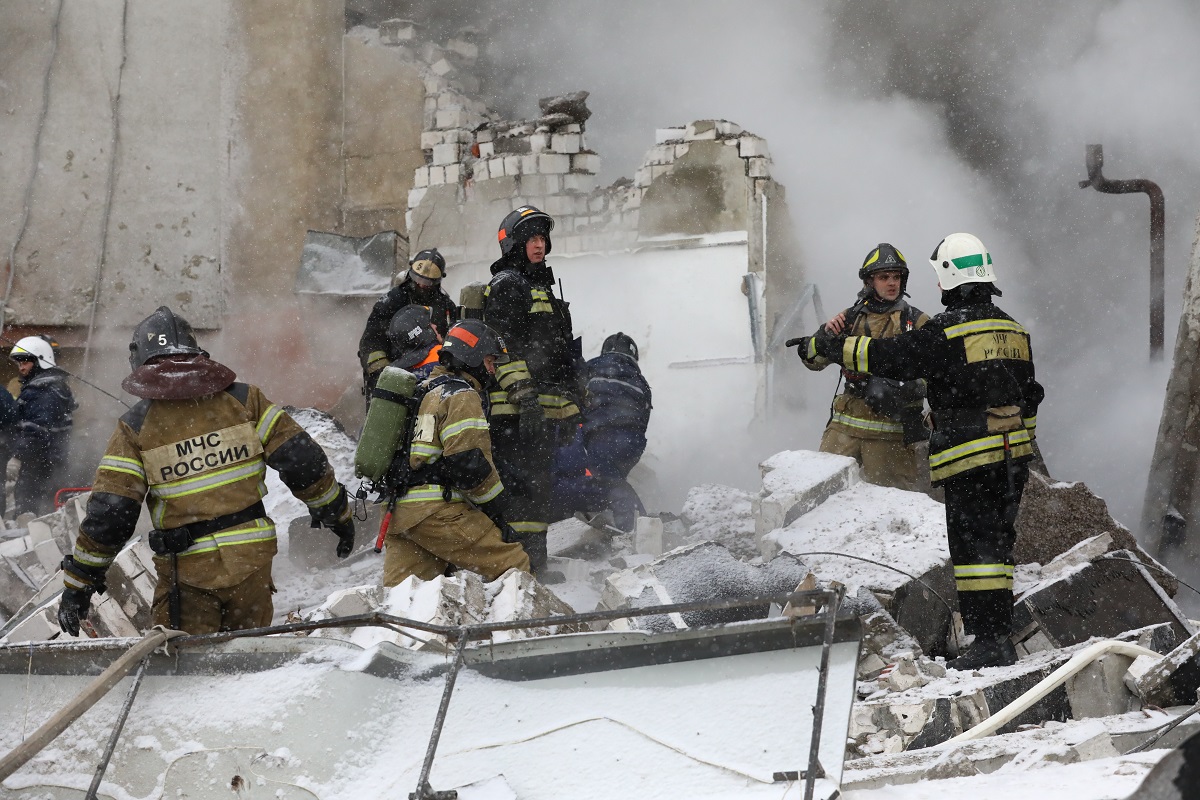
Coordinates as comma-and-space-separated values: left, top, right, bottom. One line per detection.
58, 555, 106, 637
518, 395, 545, 442
57, 587, 93, 637
332, 517, 355, 558
785, 337, 811, 358
811, 325, 843, 360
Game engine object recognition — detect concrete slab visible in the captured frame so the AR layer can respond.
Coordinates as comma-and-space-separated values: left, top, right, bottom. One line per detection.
754, 449, 859, 540
1131, 628, 1200, 707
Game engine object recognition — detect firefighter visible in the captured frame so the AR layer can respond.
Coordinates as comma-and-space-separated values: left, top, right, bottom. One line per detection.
386, 305, 443, 382
358, 248, 458, 393
381, 319, 530, 586
806, 233, 1043, 670
561, 331, 657, 532
482, 206, 581, 571
793, 244, 929, 491
10, 336, 75, 516
56, 306, 355, 636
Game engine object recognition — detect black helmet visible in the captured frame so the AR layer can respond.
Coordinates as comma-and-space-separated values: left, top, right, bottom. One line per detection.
497, 205, 554, 257
858, 243, 909, 282
440, 320, 506, 369
409, 248, 446, 282
387, 305, 440, 369
128, 306, 205, 369
602, 332, 639, 361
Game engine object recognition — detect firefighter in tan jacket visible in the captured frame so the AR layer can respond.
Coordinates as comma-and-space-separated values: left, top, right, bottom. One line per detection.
791, 244, 930, 490
57, 307, 355, 636
382, 319, 530, 587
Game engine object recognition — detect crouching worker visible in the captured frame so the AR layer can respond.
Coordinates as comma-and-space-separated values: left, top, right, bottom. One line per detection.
57, 306, 355, 636
380, 319, 531, 587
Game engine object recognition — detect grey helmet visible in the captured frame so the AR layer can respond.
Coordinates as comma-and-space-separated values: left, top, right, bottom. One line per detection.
386, 305, 440, 369
439, 320, 505, 369
128, 306, 205, 369
601, 332, 639, 361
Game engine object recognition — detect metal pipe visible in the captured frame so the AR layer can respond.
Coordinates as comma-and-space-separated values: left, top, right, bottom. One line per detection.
85, 654, 150, 800
409, 632, 470, 800
803, 585, 843, 800
1078, 144, 1166, 359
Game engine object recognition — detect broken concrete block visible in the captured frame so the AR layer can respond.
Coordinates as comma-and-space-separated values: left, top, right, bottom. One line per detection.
32, 538, 61, 575
430, 58, 455, 77
562, 173, 594, 193
747, 157, 770, 178
1016, 470, 1176, 596
435, 108, 471, 130
529, 133, 549, 154
1013, 550, 1192, 652
571, 152, 600, 174
548, 516, 613, 561
537, 91, 591, 125
1131, 628, 1200, 707
445, 163, 462, 183
634, 516, 663, 557
538, 153, 570, 174
420, 130, 444, 150
655, 127, 685, 144
477, 141, 495, 158
754, 449, 859, 540
379, 18, 418, 45
1065, 651, 1138, 718
738, 135, 770, 159
714, 120, 743, 137
684, 120, 718, 140
679, 483, 757, 559
488, 569, 583, 642
413, 166, 429, 189
408, 187, 427, 209
597, 542, 809, 633
502, 155, 521, 177
551, 133, 581, 154
432, 142, 460, 166
324, 585, 383, 618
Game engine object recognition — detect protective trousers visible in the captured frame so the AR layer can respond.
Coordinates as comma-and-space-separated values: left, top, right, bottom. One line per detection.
490, 416, 575, 571
942, 462, 1029, 639
383, 502, 530, 586
15, 456, 66, 516
818, 426, 919, 491
583, 428, 647, 531
150, 563, 274, 634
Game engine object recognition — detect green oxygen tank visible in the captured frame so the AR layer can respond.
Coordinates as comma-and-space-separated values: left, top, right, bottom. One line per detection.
355, 365, 419, 482
459, 281, 487, 320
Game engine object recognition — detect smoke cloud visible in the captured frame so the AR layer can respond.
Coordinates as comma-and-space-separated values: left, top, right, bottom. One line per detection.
361, 0, 1200, 528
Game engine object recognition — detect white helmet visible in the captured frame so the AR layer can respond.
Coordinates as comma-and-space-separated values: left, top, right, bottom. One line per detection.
10, 336, 55, 369
929, 233, 997, 290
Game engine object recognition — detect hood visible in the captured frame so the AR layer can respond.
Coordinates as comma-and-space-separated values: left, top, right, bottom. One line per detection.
489, 255, 556, 287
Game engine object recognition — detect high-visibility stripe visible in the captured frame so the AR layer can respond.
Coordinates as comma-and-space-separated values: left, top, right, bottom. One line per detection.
956, 577, 1013, 591
490, 403, 519, 415
495, 360, 531, 390
587, 377, 647, 396
509, 521, 548, 533
306, 480, 340, 510
396, 484, 463, 504
954, 564, 1013, 577
467, 481, 503, 504
411, 442, 442, 458
928, 431, 1034, 482
149, 459, 266, 500
929, 430, 1032, 468
949, 252, 993, 270
530, 302, 554, 313
176, 520, 277, 557
943, 319, 1026, 339
830, 412, 904, 434
806, 338, 818, 360
842, 336, 871, 373
366, 351, 389, 372
256, 405, 286, 444
73, 546, 115, 570
1023, 415, 1036, 433
441, 418, 488, 443
99, 456, 145, 481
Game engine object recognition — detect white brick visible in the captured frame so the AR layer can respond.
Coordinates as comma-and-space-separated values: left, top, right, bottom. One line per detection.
448, 128, 473, 144
35, 538, 62, 574
574, 195, 589, 214
472, 162, 490, 181
420, 131, 444, 150
447, 38, 478, 60
646, 144, 673, 165
674, 143, 690, 159
651, 164, 671, 179
562, 173, 595, 193
738, 135, 770, 159
634, 167, 652, 188
624, 189, 643, 210
656, 127, 686, 143
436, 92, 461, 109
413, 167, 429, 188
432, 143, 461, 166
478, 142, 495, 158
529, 133, 549, 154
488, 158, 506, 179
684, 120, 717, 140
427, 165, 446, 185
424, 96, 438, 114
747, 157, 770, 178
560, 235, 582, 254
431, 58, 455, 77
445, 163, 461, 183
408, 187, 427, 208
435, 108, 470, 130
545, 195, 575, 215
424, 76, 450, 95
589, 194, 607, 213
715, 120, 743, 136
521, 174, 546, 195
521, 154, 539, 173
476, 128, 494, 143
543, 174, 562, 193
504, 155, 522, 176
563, 123, 582, 134
571, 153, 600, 174
406, 210, 414, 229
551, 133, 581, 154
538, 153, 571, 174
379, 19, 418, 44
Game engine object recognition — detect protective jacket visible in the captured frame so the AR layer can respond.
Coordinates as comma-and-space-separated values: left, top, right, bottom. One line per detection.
15, 366, 74, 465
582, 352, 652, 438
69, 380, 346, 591
390, 365, 505, 532
801, 298, 927, 441
483, 257, 580, 421
358, 277, 458, 382
821, 292, 1042, 484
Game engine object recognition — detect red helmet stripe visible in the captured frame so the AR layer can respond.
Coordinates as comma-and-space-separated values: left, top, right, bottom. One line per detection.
448, 327, 479, 347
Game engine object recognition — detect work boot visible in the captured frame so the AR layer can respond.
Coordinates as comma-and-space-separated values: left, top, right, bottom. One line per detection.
946, 635, 1018, 671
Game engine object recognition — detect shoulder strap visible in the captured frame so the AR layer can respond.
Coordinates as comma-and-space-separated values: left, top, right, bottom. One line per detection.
119, 399, 153, 434
224, 382, 251, 406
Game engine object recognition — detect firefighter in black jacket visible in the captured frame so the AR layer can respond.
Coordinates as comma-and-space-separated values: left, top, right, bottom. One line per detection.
358, 248, 458, 393
805, 233, 1043, 670
482, 206, 581, 571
